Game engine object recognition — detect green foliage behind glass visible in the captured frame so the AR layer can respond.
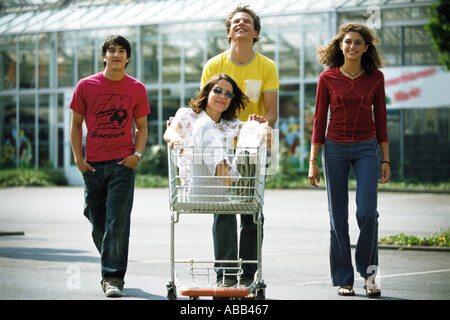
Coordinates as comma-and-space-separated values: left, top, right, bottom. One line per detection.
0, 169, 67, 187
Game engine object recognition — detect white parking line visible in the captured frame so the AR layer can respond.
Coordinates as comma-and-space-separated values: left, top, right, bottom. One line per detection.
296, 269, 450, 286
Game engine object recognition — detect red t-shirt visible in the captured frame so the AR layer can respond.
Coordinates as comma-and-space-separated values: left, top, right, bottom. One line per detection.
70, 72, 150, 161
312, 67, 388, 145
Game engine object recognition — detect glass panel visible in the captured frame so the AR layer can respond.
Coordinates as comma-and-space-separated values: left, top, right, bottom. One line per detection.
304, 83, 318, 167
147, 89, 159, 146
58, 31, 76, 87
255, 17, 276, 61
38, 94, 50, 167
438, 108, 450, 142
78, 30, 96, 80
278, 30, 300, 79
304, 25, 326, 78
162, 24, 182, 83
376, 27, 402, 66
184, 87, 200, 107
162, 87, 181, 125
0, 35, 17, 90
338, 12, 366, 26
58, 93, 64, 168
0, 95, 16, 168
404, 26, 438, 66
206, 21, 228, 59
386, 110, 401, 178
38, 33, 54, 88
19, 34, 36, 89
18, 95, 35, 167
383, 6, 429, 22
142, 25, 159, 84
403, 108, 450, 182
279, 84, 300, 169
184, 30, 205, 83
126, 42, 137, 78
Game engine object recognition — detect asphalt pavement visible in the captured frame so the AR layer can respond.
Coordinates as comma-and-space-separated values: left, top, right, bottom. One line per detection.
0, 186, 449, 302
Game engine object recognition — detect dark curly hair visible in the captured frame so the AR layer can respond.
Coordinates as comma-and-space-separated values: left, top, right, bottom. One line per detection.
316, 22, 385, 74
190, 74, 249, 121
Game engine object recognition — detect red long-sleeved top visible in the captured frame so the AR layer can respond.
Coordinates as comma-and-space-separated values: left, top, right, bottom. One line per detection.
312, 67, 388, 145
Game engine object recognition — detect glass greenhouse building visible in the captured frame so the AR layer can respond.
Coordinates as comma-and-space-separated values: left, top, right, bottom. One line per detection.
0, 0, 448, 185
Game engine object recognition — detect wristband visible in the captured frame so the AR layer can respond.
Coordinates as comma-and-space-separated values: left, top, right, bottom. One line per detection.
382, 160, 390, 166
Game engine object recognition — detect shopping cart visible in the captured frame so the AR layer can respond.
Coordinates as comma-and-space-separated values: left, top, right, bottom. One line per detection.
166, 143, 267, 300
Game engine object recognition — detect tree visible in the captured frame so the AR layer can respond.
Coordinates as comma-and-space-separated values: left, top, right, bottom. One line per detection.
425, 0, 450, 70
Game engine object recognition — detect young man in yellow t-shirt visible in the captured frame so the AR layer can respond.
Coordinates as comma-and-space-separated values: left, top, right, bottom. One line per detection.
200, 5, 279, 291
201, 7, 278, 126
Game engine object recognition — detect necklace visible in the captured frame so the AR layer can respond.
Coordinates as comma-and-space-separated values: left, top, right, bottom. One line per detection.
341, 66, 363, 78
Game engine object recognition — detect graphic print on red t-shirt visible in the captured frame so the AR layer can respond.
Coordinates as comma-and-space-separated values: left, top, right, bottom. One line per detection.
91, 94, 132, 130
70, 72, 150, 161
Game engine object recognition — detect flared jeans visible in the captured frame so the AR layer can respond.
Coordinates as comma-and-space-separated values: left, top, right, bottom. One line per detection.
323, 138, 380, 287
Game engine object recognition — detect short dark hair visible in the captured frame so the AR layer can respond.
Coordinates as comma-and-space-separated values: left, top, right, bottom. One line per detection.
225, 5, 261, 44
101, 35, 131, 69
190, 74, 249, 121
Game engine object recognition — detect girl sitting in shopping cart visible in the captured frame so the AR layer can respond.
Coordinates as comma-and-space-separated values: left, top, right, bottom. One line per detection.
164, 74, 270, 297
163, 73, 269, 197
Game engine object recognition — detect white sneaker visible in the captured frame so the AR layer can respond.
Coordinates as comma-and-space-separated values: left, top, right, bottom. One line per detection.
102, 279, 124, 297
104, 285, 123, 297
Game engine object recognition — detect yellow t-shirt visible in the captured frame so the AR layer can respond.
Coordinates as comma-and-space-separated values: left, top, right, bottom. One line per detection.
201, 51, 279, 122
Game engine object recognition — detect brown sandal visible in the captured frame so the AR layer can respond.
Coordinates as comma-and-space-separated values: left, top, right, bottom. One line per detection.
364, 283, 381, 298
338, 286, 355, 296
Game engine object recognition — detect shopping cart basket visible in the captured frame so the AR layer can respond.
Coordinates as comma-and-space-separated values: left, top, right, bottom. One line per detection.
166, 143, 267, 300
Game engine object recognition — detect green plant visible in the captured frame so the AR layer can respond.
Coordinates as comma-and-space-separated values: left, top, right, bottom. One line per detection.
424, 0, 450, 70
135, 145, 168, 177
135, 174, 168, 188
0, 168, 67, 187
379, 229, 450, 247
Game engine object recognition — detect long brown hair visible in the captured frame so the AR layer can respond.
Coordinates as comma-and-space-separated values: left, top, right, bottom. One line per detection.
190, 73, 249, 121
316, 22, 385, 74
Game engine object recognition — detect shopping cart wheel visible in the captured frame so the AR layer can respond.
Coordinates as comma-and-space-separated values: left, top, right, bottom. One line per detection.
255, 281, 266, 300
167, 288, 177, 300
255, 289, 265, 300
167, 282, 177, 300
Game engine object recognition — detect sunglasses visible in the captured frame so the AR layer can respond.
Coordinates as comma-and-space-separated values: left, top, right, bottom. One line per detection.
213, 87, 234, 99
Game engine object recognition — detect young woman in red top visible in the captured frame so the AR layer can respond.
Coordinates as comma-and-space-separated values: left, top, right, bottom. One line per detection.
308, 23, 391, 298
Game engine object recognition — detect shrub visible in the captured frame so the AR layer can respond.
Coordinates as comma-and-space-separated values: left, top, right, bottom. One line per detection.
379, 229, 450, 247
0, 169, 67, 187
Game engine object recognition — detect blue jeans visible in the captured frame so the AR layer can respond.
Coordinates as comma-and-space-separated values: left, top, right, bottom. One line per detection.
323, 138, 380, 286
82, 159, 135, 283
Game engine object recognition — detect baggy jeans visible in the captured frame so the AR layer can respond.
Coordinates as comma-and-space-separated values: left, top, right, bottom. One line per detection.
82, 159, 135, 283
323, 138, 380, 286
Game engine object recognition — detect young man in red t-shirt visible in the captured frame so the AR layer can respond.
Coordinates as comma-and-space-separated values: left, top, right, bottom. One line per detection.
70, 35, 150, 297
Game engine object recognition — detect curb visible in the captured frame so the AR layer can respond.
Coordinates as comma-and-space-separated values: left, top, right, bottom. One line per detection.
378, 244, 450, 252
351, 243, 450, 252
